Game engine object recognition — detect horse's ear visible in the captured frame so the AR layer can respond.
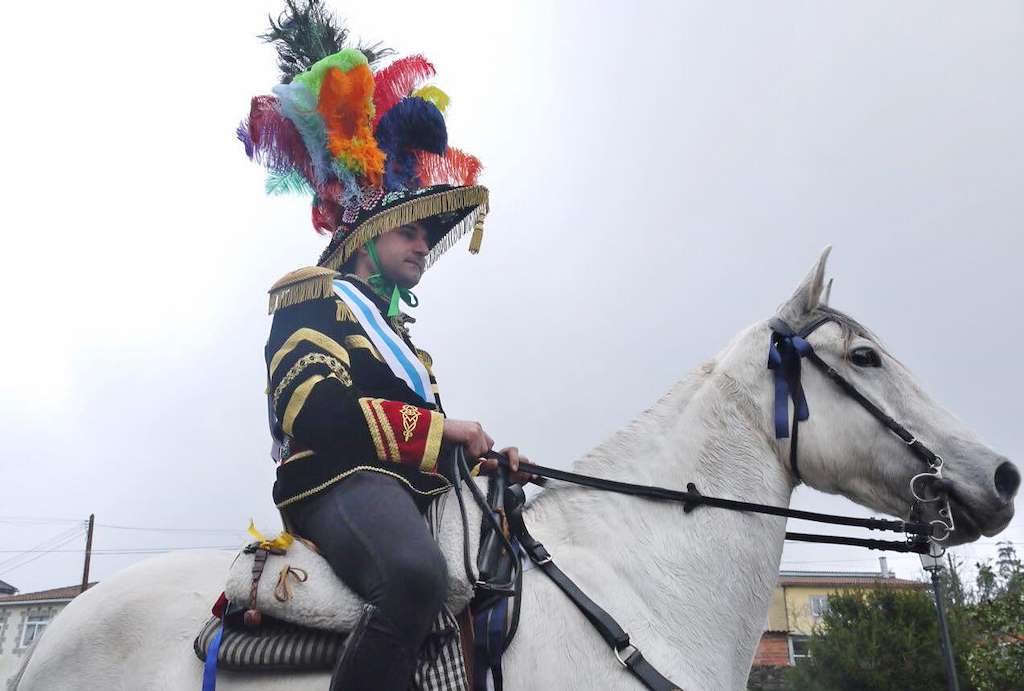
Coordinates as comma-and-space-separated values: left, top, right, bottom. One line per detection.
823, 278, 834, 307
778, 246, 832, 322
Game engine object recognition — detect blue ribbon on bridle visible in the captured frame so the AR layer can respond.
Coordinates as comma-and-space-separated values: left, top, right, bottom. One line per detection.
767, 330, 813, 439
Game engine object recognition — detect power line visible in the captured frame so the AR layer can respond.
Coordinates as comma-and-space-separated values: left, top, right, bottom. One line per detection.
96, 523, 243, 535
0, 516, 244, 534
0, 525, 86, 570
88, 546, 241, 555
0, 545, 241, 555
0, 529, 86, 577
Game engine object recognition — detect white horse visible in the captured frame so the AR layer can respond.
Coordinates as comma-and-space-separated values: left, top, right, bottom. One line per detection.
16, 249, 1018, 691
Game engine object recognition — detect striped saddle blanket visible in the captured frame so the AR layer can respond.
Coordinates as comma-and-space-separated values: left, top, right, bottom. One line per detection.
193, 606, 469, 690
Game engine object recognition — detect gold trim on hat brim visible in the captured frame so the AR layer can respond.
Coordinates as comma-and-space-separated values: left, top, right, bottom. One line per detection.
319, 185, 489, 273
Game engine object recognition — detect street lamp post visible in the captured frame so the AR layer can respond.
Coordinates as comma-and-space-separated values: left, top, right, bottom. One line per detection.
920, 543, 960, 691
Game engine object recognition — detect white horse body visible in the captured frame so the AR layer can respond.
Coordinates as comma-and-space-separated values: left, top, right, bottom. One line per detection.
18, 250, 1017, 691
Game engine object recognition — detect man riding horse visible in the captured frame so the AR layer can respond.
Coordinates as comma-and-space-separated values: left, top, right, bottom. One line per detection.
242, 2, 531, 688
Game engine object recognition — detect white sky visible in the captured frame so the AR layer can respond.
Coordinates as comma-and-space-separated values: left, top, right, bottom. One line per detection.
2, 0, 1022, 593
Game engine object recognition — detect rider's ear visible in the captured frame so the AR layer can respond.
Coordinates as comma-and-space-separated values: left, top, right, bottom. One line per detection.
777, 245, 832, 323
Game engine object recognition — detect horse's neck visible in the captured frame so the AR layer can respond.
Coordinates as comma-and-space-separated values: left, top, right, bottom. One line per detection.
524, 357, 794, 682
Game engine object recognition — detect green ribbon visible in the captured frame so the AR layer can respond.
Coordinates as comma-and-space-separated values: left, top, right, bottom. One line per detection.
365, 241, 419, 317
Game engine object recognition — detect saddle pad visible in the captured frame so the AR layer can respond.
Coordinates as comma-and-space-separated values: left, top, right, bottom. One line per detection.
225, 482, 483, 633
193, 614, 343, 671
193, 608, 468, 690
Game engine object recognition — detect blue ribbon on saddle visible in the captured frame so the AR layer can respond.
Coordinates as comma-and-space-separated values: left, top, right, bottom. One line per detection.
767, 329, 813, 439
202, 623, 224, 691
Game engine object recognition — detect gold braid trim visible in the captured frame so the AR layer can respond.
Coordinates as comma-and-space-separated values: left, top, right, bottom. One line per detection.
268, 267, 341, 314
273, 352, 351, 409
358, 398, 388, 461
370, 399, 400, 461
345, 335, 384, 362
319, 186, 490, 272
269, 328, 350, 379
282, 374, 324, 436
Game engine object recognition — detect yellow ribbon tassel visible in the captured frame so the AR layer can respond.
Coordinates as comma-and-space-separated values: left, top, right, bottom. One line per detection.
247, 519, 294, 552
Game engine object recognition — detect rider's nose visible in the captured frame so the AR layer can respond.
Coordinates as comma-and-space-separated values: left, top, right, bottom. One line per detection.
994, 460, 1020, 502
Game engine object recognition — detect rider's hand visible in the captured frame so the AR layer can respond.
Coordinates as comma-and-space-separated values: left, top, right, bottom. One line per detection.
442, 419, 494, 459
477, 446, 537, 485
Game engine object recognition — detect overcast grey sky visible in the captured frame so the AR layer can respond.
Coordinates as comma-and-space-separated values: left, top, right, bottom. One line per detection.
2, 1, 1021, 593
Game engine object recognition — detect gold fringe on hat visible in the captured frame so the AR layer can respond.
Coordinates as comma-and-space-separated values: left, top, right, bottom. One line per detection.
319, 185, 489, 272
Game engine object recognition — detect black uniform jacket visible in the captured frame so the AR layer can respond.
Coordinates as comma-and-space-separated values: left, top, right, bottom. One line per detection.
266, 273, 449, 509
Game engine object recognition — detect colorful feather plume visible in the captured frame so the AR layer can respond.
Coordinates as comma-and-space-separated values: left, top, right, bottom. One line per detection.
260, 0, 393, 84
295, 49, 367, 98
273, 81, 331, 183
415, 147, 482, 187
318, 63, 385, 183
372, 55, 436, 126
244, 96, 316, 184
375, 97, 448, 190
244, 4, 485, 241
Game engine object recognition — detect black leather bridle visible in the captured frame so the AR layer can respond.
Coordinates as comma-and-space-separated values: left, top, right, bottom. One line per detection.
768, 315, 954, 541
473, 315, 956, 691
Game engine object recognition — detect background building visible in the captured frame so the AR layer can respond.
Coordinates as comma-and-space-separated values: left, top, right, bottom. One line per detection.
748, 558, 925, 690
0, 583, 95, 689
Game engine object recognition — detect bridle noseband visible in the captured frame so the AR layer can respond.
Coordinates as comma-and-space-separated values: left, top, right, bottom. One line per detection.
768, 315, 955, 542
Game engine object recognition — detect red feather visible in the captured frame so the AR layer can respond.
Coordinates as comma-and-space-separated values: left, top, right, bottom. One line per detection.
311, 197, 342, 235
373, 56, 436, 126
415, 147, 482, 187
247, 96, 316, 182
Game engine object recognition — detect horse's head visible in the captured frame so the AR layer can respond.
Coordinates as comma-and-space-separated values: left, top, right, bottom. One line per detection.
773, 248, 1018, 546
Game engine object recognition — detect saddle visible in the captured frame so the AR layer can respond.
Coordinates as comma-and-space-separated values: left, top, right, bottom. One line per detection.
194, 451, 523, 690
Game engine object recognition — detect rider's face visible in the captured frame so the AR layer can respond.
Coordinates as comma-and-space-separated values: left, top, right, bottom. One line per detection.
373, 223, 430, 289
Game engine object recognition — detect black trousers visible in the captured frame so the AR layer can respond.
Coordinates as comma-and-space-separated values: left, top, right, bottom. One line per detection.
284, 471, 448, 656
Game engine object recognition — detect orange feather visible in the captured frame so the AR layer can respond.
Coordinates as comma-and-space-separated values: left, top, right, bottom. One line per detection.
318, 64, 385, 184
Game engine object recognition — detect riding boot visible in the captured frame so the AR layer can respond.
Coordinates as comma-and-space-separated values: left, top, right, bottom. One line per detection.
330, 604, 419, 691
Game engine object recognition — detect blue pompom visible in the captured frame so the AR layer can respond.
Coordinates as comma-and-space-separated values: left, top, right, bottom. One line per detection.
375, 97, 448, 190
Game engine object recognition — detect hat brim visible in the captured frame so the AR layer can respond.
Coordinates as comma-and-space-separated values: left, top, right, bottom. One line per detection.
319, 185, 489, 273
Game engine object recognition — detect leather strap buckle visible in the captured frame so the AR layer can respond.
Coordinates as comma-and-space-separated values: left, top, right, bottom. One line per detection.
614, 643, 638, 669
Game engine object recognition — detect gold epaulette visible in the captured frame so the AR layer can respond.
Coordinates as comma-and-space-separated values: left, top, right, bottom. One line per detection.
268, 267, 340, 314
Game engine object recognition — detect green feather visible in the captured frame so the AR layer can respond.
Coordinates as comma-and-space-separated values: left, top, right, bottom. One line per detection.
265, 170, 315, 196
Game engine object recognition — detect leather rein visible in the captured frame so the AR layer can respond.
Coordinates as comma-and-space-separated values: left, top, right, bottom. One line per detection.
480, 315, 955, 691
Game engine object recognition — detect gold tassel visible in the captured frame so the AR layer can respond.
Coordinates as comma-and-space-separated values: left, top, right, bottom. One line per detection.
468, 214, 485, 254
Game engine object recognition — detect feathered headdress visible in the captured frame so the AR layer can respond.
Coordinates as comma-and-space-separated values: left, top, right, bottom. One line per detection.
240, 1, 488, 282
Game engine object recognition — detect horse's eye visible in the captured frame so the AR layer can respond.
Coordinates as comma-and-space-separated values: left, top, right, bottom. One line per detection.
850, 346, 882, 368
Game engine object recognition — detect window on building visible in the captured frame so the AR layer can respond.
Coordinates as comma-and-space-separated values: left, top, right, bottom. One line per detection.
20, 614, 50, 648
809, 595, 830, 617
789, 635, 811, 664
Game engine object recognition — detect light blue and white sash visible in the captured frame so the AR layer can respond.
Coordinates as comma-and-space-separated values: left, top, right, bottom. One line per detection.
332, 278, 433, 404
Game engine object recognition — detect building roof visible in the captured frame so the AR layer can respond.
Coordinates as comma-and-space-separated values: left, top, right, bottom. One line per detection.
779, 571, 924, 589
0, 583, 97, 605
0, 578, 16, 595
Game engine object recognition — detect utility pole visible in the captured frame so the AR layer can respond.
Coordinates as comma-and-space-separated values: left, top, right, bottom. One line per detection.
80, 514, 95, 593
920, 543, 960, 691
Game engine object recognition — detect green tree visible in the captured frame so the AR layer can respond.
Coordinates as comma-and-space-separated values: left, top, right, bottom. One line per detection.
963, 543, 1024, 691
784, 587, 973, 691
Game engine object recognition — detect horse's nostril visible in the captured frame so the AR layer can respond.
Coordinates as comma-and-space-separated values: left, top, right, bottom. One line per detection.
994, 461, 1021, 501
